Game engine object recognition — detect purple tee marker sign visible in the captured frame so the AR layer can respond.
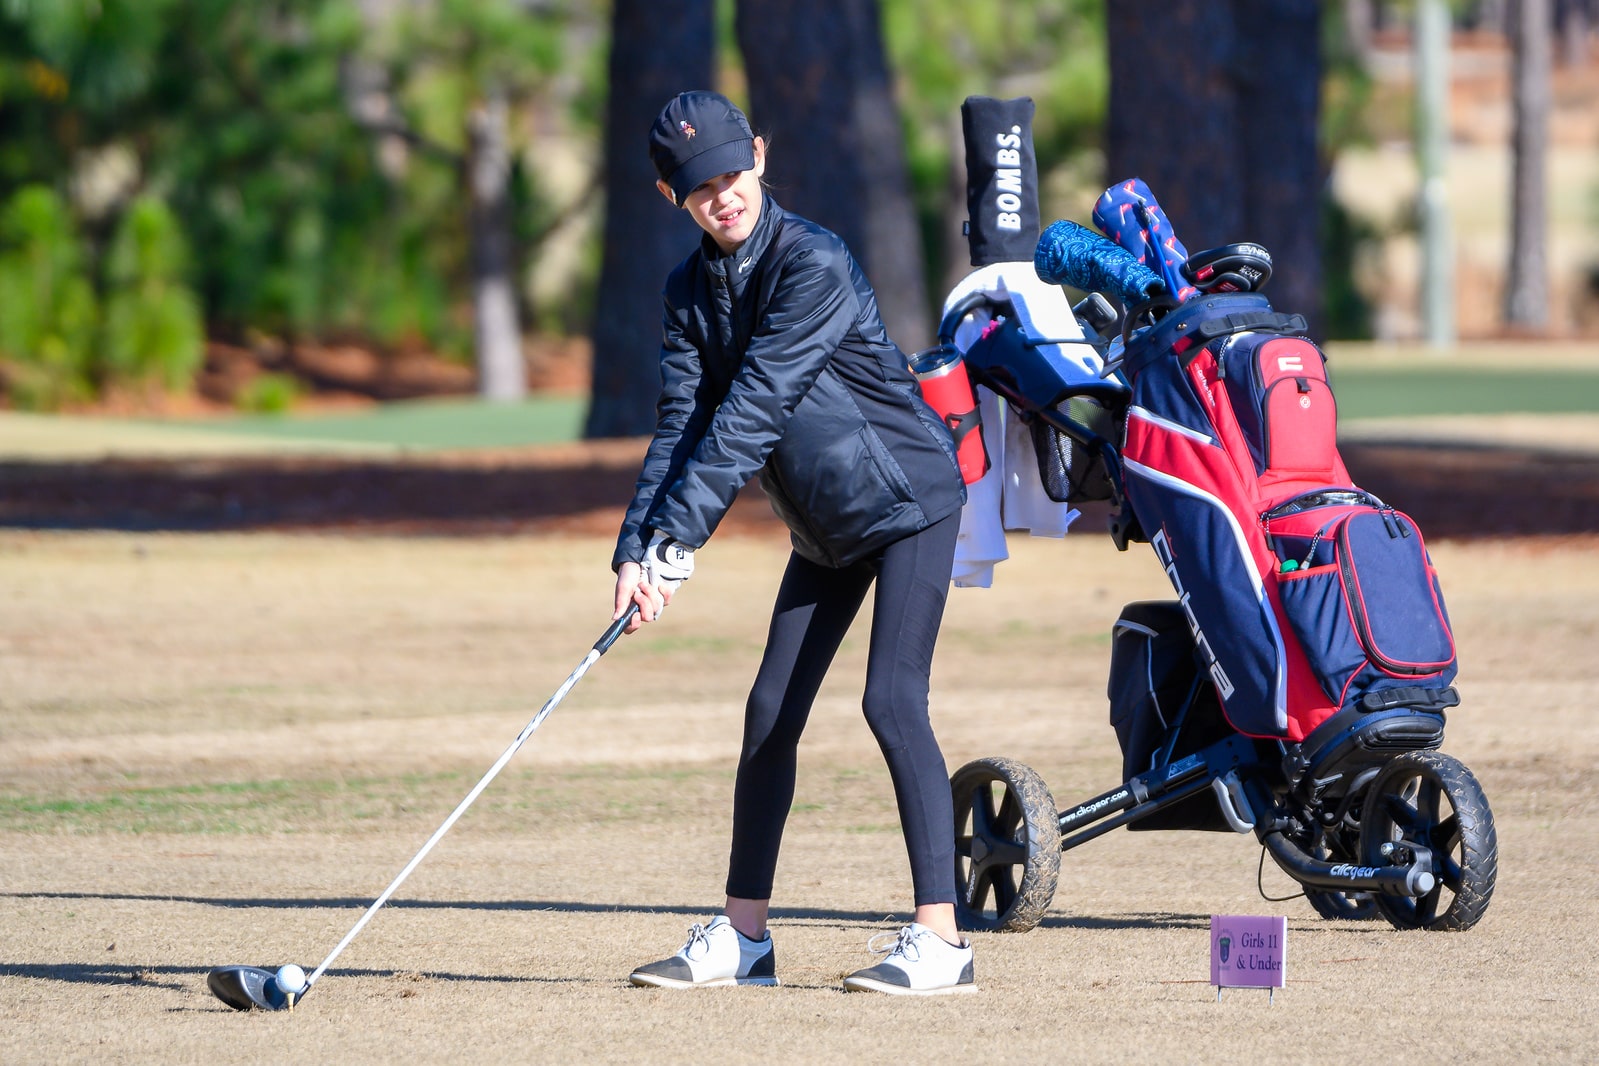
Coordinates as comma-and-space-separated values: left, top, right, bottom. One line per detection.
1211, 915, 1287, 990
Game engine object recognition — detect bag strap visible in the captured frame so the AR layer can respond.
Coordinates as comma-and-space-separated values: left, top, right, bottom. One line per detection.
1120, 294, 1305, 379
1194, 309, 1307, 343
1177, 310, 1309, 370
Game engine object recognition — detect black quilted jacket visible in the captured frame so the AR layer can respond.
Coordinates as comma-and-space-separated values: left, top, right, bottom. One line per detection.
612, 198, 964, 571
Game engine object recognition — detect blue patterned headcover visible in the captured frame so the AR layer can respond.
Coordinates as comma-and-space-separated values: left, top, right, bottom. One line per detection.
1034, 218, 1164, 305
1093, 178, 1197, 302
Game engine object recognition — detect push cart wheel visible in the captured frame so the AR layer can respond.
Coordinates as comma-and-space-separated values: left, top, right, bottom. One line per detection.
950, 757, 1061, 933
1359, 751, 1497, 931
1303, 821, 1379, 922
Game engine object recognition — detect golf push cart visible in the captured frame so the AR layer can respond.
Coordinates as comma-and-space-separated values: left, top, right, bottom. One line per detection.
932, 100, 1496, 938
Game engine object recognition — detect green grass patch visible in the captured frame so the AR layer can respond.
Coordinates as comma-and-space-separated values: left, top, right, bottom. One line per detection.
0, 776, 349, 834
0, 764, 735, 835
1329, 366, 1599, 419
0, 772, 456, 834
135, 396, 588, 453
168, 394, 587, 451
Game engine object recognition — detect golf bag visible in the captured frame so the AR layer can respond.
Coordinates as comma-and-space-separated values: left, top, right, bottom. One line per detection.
949, 170, 1495, 937
1116, 294, 1457, 741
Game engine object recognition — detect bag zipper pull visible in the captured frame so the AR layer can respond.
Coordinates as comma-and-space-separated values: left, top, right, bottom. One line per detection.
1301, 525, 1328, 570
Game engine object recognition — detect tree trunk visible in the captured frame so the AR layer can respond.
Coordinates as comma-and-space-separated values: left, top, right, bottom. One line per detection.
584, 0, 712, 438
1106, 4, 1244, 255
1557, 0, 1592, 69
1234, 0, 1323, 326
468, 88, 526, 401
1477, 0, 1511, 32
736, 0, 931, 351
940, 110, 972, 300
1106, 1, 1323, 334
1506, 0, 1552, 330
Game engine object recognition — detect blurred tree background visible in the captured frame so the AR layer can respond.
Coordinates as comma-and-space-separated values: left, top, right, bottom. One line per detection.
0, 0, 1593, 432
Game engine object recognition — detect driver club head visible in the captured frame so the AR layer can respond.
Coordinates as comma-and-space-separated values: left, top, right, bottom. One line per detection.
207, 965, 297, 1011
1181, 242, 1273, 294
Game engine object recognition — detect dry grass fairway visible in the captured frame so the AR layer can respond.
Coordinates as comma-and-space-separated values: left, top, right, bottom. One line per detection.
3, 529, 1598, 1064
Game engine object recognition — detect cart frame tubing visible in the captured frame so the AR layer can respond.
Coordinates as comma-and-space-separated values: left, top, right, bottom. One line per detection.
1049, 732, 1440, 897
1055, 735, 1256, 849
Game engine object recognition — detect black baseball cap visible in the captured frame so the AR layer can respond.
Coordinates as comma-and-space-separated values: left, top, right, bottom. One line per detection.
649, 90, 755, 207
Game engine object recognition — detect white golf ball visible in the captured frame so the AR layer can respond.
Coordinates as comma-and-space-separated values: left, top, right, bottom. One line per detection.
276, 964, 307, 993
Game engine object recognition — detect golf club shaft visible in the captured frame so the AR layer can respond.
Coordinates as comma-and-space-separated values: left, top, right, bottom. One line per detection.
302, 605, 639, 994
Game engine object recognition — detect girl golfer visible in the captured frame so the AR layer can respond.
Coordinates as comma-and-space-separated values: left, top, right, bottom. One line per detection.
611, 90, 975, 995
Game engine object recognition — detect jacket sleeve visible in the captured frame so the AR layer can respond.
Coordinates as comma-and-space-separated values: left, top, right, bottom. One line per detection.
647, 244, 858, 549
610, 298, 716, 572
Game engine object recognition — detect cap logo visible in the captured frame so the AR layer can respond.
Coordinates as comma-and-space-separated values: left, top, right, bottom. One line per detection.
679, 120, 696, 139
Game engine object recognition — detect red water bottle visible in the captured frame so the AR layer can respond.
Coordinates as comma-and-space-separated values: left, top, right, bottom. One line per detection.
909, 343, 989, 484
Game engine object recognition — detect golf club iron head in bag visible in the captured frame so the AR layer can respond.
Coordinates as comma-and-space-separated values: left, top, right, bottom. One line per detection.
206, 605, 639, 1011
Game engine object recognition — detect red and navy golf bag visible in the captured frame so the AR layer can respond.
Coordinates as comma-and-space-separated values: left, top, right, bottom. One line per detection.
1115, 293, 1457, 741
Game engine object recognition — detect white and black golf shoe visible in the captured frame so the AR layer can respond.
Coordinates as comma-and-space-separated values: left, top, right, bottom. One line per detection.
842, 923, 976, 996
628, 915, 778, 988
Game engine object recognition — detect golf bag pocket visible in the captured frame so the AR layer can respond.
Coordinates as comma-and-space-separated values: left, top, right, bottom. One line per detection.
1107, 602, 1234, 831
1109, 603, 1194, 779
1218, 333, 1342, 488
1274, 506, 1456, 706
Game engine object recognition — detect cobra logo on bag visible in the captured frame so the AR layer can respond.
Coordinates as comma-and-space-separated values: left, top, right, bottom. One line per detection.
1151, 528, 1236, 701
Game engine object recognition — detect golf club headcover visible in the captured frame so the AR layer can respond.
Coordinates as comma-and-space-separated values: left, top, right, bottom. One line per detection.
1034, 219, 1164, 306
1093, 177, 1197, 301
961, 95, 1041, 267
645, 533, 694, 591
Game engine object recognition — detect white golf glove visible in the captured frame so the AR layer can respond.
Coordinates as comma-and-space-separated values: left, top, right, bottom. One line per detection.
643, 533, 695, 592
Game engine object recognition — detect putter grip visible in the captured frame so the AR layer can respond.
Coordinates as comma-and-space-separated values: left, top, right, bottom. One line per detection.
1035, 219, 1164, 305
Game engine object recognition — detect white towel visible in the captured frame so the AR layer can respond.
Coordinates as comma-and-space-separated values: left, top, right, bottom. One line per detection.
1001, 400, 1079, 536
951, 387, 1010, 588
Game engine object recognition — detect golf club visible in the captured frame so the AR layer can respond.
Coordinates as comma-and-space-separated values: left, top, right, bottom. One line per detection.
1181, 242, 1273, 294
208, 603, 640, 1011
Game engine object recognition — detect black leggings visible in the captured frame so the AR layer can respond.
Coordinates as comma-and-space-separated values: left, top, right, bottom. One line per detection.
725, 511, 960, 907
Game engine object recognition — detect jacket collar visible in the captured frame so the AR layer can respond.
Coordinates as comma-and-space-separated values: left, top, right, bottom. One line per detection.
700, 194, 782, 282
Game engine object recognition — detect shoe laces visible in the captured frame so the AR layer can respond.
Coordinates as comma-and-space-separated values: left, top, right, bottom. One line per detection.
680, 922, 713, 959
867, 925, 926, 963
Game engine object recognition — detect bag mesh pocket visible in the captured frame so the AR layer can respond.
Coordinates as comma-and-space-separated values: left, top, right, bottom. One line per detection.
1030, 397, 1116, 503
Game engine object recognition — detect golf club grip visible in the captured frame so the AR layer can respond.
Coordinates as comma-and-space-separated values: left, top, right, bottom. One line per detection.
596, 602, 640, 653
